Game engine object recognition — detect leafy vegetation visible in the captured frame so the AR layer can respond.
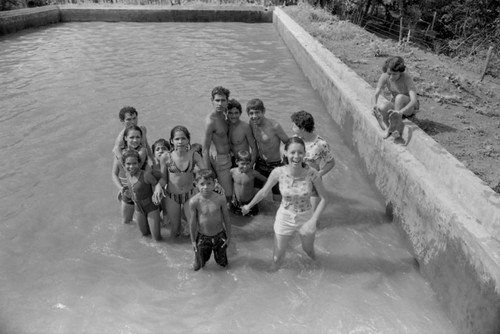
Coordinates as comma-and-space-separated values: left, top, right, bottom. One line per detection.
306, 0, 499, 77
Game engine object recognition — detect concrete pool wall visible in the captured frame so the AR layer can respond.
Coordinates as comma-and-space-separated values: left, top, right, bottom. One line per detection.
1, 5, 499, 333
0, 5, 272, 35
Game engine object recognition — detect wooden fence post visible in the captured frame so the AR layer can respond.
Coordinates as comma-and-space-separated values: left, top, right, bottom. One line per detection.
398, 16, 403, 44
480, 46, 494, 82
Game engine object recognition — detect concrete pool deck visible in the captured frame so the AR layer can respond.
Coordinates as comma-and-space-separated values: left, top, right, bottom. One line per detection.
1, 5, 499, 333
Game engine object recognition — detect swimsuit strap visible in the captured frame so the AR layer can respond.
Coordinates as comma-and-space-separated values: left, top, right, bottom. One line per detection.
167, 151, 195, 174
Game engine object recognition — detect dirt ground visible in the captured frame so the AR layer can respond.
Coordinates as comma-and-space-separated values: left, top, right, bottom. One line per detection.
284, 6, 500, 192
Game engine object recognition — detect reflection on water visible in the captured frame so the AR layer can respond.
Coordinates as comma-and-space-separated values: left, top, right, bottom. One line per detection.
0, 22, 455, 333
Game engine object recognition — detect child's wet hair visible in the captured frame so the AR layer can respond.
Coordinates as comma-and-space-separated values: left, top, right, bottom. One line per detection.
195, 169, 215, 182
228, 99, 242, 113
121, 149, 142, 165
152, 138, 172, 153
382, 56, 406, 73
283, 136, 307, 167
119, 106, 138, 121
291, 110, 315, 133
236, 150, 251, 162
211, 86, 230, 100
170, 125, 191, 143
191, 143, 203, 156
246, 98, 265, 114
123, 125, 143, 148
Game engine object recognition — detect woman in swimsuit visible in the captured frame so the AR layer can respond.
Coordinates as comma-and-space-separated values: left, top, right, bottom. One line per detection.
123, 150, 162, 241
373, 56, 419, 136
291, 110, 335, 212
112, 125, 149, 224
241, 136, 328, 270
153, 126, 205, 238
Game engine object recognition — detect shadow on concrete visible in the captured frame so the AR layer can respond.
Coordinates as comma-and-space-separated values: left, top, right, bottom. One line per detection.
410, 117, 457, 136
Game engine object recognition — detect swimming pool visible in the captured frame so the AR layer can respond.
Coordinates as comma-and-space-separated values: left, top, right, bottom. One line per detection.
0, 22, 455, 333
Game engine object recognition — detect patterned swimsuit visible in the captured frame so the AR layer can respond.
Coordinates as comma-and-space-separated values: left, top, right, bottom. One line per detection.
166, 151, 197, 205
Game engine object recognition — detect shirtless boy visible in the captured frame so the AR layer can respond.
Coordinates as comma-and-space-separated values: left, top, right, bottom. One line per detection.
112, 106, 153, 164
230, 150, 267, 216
226, 99, 258, 168
246, 98, 289, 201
202, 86, 233, 202
189, 169, 231, 271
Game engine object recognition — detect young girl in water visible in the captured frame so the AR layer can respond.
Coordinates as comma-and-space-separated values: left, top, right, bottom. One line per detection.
112, 125, 149, 224
152, 138, 172, 227
122, 150, 162, 241
242, 136, 328, 270
153, 126, 205, 238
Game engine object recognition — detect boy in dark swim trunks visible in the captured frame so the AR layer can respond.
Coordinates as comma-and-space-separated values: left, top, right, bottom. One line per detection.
229, 150, 267, 216
246, 98, 289, 201
189, 169, 231, 271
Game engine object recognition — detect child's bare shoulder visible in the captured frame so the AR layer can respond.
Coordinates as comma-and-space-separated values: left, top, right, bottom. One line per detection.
213, 191, 227, 205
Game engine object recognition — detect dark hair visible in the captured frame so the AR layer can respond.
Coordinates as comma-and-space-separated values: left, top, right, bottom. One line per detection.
152, 138, 171, 153
195, 169, 215, 182
382, 56, 406, 73
191, 143, 203, 156
291, 110, 315, 133
119, 106, 138, 121
170, 125, 191, 143
121, 149, 142, 165
283, 136, 307, 167
211, 86, 230, 100
246, 98, 265, 114
236, 150, 251, 162
227, 99, 242, 113
123, 125, 143, 148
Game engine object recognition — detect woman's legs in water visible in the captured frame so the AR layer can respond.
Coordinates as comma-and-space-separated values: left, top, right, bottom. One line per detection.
166, 196, 182, 238
121, 202, 135, 224
299, 232, 316, 260
271, 233, 293, 270
161, 197, 169, 227
147, 209, 162, 241
136, 212, 151, 236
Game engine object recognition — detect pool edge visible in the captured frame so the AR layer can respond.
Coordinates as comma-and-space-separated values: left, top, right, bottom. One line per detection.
0, 5, 273, 35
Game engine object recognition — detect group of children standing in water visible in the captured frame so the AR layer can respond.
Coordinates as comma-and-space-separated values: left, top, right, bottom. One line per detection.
111, 86, 336, 271
110, 55, 418, 271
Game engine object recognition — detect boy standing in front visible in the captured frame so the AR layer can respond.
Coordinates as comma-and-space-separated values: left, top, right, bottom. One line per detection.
189, 169, 231, 271
230, 150, 267, 216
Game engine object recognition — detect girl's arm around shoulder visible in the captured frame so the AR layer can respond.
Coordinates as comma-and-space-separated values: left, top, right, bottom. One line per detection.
193, 151, 206, 170
138, 147, 148, 168
145, 170, 159, 186
111, 158, 123, 190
